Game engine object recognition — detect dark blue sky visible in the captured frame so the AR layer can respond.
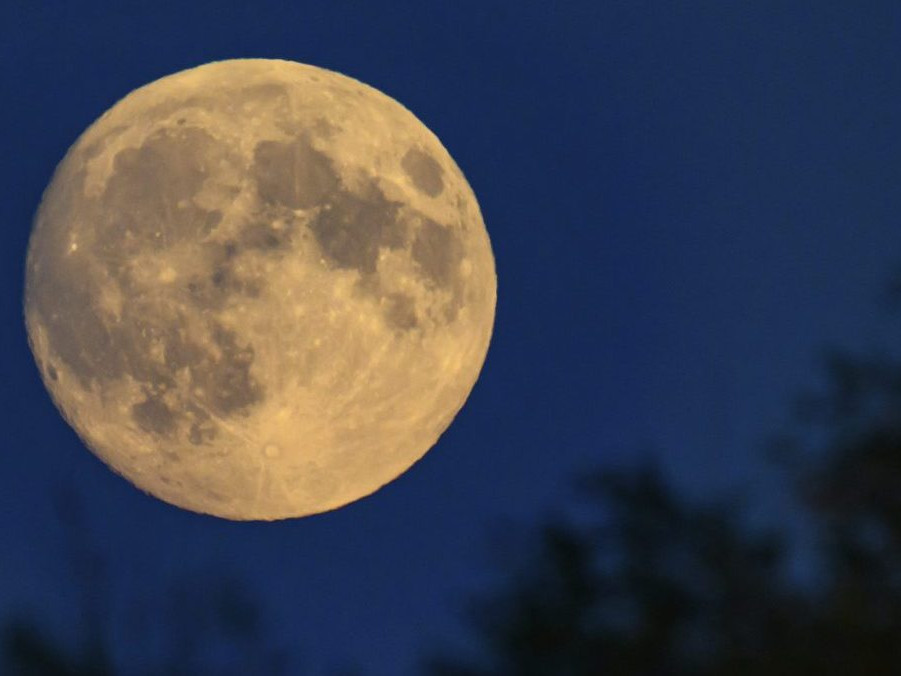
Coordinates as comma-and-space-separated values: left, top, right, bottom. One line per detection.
2, 2, 901, 674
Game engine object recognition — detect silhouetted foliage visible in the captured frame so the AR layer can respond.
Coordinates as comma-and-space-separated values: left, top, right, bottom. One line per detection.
2, 618, 111, 676
426, 302, 901, 673
426, 467, 810, 676
1, 483, 290, 675
2, 573, 288, 676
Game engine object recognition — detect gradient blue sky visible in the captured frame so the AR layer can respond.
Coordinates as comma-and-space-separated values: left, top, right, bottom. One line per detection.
2, 2, 901, 674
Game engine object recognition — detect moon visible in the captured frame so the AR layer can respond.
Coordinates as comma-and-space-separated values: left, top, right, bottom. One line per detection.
23, 59, 496, 520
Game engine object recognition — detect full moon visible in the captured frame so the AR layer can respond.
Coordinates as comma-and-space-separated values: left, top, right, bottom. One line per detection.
24, 59, 496, 520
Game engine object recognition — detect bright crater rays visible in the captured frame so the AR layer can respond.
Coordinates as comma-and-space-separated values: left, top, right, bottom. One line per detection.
24, 59, 496, 520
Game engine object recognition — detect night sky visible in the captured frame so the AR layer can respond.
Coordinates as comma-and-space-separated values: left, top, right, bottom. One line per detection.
2, 2, 901, 674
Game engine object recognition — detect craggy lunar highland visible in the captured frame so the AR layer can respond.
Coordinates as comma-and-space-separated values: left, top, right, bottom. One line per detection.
24, 59, 496, 520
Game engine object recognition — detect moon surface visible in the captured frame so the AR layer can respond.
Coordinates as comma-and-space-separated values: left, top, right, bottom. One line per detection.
24, 59, 496, 520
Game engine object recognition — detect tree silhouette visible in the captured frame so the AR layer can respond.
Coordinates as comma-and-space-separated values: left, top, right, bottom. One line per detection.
426, 316, 901, 673
1, 483, 290, 675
